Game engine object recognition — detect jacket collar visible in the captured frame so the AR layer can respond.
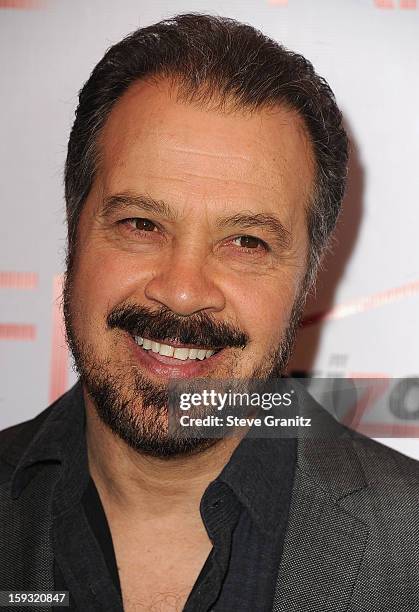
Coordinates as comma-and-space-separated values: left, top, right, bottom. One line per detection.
8, 380, 87, 506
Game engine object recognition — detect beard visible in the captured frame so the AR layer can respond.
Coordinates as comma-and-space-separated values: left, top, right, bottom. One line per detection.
63, 268, 308, 459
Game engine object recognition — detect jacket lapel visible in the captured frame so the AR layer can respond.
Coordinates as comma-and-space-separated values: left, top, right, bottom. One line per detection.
272, 384, 370, 611
272, 457, 369, 611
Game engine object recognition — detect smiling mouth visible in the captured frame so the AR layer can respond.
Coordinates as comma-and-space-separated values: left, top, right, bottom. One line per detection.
132, 335, 221, 361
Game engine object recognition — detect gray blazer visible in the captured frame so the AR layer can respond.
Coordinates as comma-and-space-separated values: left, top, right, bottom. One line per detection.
0, 384, 418, 611
272, 420, 419, 611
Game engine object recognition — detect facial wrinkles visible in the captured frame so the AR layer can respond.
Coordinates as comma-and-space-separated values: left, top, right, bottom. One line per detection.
100, 159, 301, 262
101, 87, 312, 216
159, 144, 263, 185
105, 152, 276, 211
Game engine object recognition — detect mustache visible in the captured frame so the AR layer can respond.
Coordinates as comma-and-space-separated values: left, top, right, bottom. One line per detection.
107, 304, 249, 350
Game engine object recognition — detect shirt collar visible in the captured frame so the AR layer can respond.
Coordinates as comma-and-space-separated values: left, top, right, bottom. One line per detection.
216, 435, 296, 535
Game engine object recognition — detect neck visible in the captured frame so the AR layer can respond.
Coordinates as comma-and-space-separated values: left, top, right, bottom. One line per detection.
84, 387, 241, 521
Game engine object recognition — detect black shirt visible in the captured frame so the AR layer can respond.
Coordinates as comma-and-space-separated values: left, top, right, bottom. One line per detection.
18, 381, 296, 611
80, 478, 122, 596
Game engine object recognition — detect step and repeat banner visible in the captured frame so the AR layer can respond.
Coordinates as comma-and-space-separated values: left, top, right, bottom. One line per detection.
1, 0, 418, 456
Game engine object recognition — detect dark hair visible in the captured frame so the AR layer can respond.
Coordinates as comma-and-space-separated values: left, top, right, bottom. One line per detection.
65, 12, 348, 285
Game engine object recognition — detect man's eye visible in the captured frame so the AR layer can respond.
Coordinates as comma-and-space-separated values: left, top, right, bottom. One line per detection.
126, 218, 158, 232
232, 235, 267, 250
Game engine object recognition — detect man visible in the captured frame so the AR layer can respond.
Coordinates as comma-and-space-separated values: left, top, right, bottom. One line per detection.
1, 13, 418, 612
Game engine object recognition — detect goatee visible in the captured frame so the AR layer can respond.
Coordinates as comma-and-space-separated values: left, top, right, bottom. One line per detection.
62, 270, 306, 459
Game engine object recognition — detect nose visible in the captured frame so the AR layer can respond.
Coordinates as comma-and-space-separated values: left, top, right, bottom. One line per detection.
144, 248, 226, 316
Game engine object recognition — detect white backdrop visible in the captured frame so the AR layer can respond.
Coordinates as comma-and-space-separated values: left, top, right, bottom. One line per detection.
1, 0, 418, 457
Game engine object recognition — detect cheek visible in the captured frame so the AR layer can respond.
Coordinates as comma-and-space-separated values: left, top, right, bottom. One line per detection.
226, 273, 300, 348
71, 249, 151, 326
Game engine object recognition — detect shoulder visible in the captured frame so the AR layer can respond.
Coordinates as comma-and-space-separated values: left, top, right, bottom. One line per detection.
0, 385, 79, 481
294, 416, 419, 511
293, 379, 419, 491
0, 408, 51, 477
348, 428, 419, 487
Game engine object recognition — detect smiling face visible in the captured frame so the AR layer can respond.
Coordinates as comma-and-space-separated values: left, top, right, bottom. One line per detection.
63, 78, 315, 457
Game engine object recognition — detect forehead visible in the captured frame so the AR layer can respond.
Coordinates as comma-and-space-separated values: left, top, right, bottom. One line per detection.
97, 78, 315, 219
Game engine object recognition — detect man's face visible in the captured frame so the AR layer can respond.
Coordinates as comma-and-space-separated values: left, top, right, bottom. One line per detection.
64, 79, 315, 457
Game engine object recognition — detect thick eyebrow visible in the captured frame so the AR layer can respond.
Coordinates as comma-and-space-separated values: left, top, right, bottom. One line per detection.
101, 193, 178, 221
102, 193, 291, 249
216, 212, 292, 249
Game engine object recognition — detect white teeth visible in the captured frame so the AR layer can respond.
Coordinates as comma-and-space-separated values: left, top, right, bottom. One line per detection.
134, 336, 216, 361
159, 343, 174, 357
173, 347, 189, 360
151, 341, 160, 353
